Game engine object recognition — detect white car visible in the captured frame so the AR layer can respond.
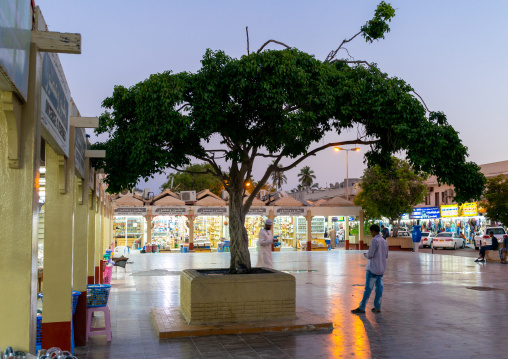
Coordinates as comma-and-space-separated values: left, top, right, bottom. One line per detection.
474, 227, 507, 250
420, 232, 436, 248
432, 232, 465, 250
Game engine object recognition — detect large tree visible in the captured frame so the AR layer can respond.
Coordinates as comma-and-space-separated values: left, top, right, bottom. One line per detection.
298, 166, 316, 189
271, 162, 287, 190
482, 175, 508, 226
160, 163, 224, 195
94, 2, 485, 273
354, 157, 428, 236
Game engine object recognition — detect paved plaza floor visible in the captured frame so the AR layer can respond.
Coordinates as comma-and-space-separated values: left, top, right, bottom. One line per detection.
78, 248, 508, 358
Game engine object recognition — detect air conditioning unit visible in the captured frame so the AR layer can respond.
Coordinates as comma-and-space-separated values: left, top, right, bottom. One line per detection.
221, 190, 229, 200
180, 191, 196, 202
259, 190, 268, 201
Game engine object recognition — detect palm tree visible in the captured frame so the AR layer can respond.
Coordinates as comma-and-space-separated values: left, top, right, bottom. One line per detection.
298, 166, 316, 189
271, 162, 287, 190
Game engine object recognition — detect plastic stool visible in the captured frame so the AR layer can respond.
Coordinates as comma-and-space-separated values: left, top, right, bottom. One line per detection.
86, 305, 112, 342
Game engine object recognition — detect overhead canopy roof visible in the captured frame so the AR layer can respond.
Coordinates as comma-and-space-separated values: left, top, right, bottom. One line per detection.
115, 194, 144, 207
273, 196, 303, 206
153, 195, 185, 206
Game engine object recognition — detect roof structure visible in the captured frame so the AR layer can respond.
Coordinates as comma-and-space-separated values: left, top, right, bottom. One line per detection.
115, 194, 144, 207
313, 199, 329, 207
426, 160, 508, 185
152, 189, 180, 203
326, 196, 356, 207
244, 197, 266, 206
153, 195, 185, 206
273, 196, 303, 206
194, 196, 227, 206
197, 189, 222, 201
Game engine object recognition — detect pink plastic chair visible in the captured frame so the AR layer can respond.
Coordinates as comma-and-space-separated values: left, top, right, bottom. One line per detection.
86, 305, 112, 342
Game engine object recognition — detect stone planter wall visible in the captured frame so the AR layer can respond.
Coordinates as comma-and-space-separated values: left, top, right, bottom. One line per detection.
180, 268, 296, 325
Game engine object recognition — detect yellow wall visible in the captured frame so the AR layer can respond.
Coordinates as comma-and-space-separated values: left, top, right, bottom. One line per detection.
73, 175, 88, 292
87, 189, 96, 280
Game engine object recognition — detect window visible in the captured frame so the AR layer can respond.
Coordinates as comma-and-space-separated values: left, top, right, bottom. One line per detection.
435, 192, 439, 206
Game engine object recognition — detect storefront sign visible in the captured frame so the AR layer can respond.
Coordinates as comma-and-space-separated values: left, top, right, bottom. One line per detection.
441, 204, 459, 218
114, 207, 147, 216
194, 206, 229, 216
274, 207, 308, 216
410, 207, 440, 219
247, 207, 269, 216
41, 52, 71, 157
460, 202, 478, 216
152, 206, 189, 216
0, 0, 31, 100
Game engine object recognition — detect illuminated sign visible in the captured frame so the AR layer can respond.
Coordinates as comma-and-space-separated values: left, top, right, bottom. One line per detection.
410, 207, 440, 219
460, 202, 478, 216
440, 204, 459, 218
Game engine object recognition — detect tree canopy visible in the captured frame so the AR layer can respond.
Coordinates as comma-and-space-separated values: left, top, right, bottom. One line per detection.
482, 175, 508, 226
93, 1, 485, 272
354, 157, 428, 234
160, 163, 223, 195
298, 166, 317, 188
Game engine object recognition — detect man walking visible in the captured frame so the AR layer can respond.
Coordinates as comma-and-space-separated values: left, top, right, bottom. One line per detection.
329, 227, 336, 249
257, 219, 274, 268
352, 224, 389, 314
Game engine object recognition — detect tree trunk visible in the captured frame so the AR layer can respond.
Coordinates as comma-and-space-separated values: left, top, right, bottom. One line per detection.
228, 187, 252, 274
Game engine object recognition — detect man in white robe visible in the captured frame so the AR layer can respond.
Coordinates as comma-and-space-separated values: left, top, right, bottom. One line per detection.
257, 219, 274, 268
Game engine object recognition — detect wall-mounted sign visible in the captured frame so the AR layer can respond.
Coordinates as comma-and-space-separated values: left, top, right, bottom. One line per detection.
194, 206, 229, 216
152, 206, 189, 216
75, 128, 86, 178
410, 207, 440, 219
41, 52, 71, 157
114, 207, 147, 216
247, 207, 269, 216
460, 202, 478, 217
441, 204, 459, 218
401, 213, 409, 220
0, 0, 31, 101
274, 207, 308, 216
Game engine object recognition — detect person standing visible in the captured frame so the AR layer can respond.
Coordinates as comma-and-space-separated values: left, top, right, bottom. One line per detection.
257, 219, 274, 268
352, 224, 389, 314
329, 227, 336, 249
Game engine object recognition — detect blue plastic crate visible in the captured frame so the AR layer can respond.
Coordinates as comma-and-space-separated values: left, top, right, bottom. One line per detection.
72, 291, 80, 315
36, 315, 42, 351
87, 284, 111, 307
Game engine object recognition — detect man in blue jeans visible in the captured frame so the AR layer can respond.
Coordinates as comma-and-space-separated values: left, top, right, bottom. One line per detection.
352, 224, 389, 314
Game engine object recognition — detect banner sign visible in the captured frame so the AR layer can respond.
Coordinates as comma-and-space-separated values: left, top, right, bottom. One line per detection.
409, 207, 440, 219
441, 204, 459, 218
114, 207, 147, 216
0, 0, 31, 100
247, 207, 269, 216
460, 202, 478, 216
152, 206, 189, 216
194, 206, 229, 216
274, 207, 308, 216
41, 52, 71, 157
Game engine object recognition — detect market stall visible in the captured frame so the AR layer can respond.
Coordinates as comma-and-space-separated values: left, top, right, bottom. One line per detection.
245, 199, 269, 247
151, 193, 188, 251
193, 196, 228, 251
113, 206, 147, 249
273, 197, 307, 250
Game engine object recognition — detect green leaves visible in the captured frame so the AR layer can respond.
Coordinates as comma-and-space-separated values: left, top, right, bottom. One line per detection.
361, 1, 396, 43
482, 175, 508, 226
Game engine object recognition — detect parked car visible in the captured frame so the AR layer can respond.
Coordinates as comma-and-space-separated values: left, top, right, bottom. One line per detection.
420, 232, 436, 248
389, 230, 411, 237
474, 227, 508, 250
432, 232, 465, 250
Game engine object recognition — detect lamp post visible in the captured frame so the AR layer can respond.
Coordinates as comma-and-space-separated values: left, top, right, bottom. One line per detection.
333, 147, 360, 201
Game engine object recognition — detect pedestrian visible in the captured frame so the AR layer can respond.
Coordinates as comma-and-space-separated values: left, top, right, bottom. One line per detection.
381, 225, 390, 240
351, 224, 389, 314
475, 231, 498, 262
256, 219, 274, 268
499, 234, 508, 264
329, 227, 336, 249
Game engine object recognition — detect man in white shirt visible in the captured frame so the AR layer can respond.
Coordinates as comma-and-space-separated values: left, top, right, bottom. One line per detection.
257, 219, 274, 268
351, 224, 389, 314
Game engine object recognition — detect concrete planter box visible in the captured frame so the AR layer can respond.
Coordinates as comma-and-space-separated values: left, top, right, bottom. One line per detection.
180, 268, 296, 325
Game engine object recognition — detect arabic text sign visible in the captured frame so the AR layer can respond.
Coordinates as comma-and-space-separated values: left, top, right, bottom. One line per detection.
409, 207, 440, 219
41, 52, 71, 156
247, 207, 269, 216
194, 206, 228, 216
74, 127, 86, 178
274, 207, 308, 216
440, 204, 459, 218
114, 207, 147, 216
152, 206, 189, 216
460, 202, 478, 216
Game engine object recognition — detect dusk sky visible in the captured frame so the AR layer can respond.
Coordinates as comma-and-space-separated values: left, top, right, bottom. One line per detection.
36, 0, 508, 193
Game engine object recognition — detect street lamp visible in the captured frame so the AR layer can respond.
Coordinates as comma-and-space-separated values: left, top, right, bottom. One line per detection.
333, 147, 360, 201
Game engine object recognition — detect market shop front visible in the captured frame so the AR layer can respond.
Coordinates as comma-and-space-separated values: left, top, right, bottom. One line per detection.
151, 192, 188, 251
245, 205, 269, 248
439, 202, 485, 244
113, 206, 147, 249
193, 205, 229, 251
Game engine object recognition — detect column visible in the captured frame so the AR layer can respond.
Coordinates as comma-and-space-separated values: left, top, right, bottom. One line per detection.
87, 187, 95, 284
306, 211, 313, 251
359, 210, 365, 250
345, 216, 350, 250
188, 210, 194, 251
72, 173, 88, 346
268, 210, 275, 251
41, 142, 75, 351
94, 192, 102, 283
0, 43, 42, 353
146, 210, 152, 247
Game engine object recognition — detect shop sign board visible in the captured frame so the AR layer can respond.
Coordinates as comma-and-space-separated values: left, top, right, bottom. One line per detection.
460, 202, 478, 216
194, 206, 229, 216
441, 204, 459, 218
274, 207, 308, 216
74, 128, 86, 178
41, 52, 71, 157
152, 206, 189, 216
247, 207, 269, 216
0, 0, 31, 101
114, 207, 147, 216
409, 207, 440, 219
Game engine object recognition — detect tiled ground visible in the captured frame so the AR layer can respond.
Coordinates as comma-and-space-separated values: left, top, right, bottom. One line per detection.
77, 248, 508, 358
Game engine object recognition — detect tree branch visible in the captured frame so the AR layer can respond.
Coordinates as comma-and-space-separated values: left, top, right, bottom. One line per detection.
412, 90, 430, 112
257, 39, 291, 53
175, 103, 189, 112
167, 165, 212, 176
325, 30, 362, 63
330, 59, 372, 67
278, 139, 379, 172
256, 152, 281, 158
246, 26, 250, 55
